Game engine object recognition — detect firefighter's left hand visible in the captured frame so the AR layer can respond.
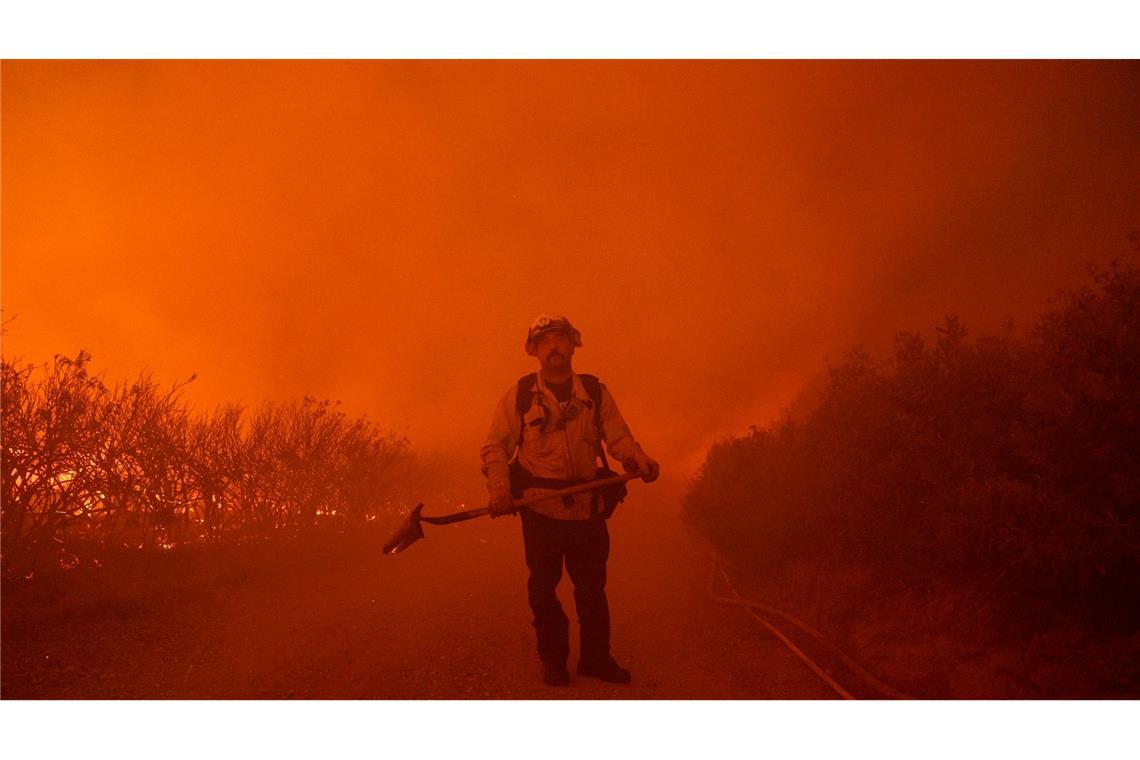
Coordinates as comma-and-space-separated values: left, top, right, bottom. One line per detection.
623, 452, 660, 483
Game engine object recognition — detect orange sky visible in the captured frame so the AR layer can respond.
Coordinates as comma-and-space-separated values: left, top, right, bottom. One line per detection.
3, 60, 1138, 477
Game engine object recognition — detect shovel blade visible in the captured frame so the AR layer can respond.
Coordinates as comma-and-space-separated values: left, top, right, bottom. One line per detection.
382, 503, 425, 555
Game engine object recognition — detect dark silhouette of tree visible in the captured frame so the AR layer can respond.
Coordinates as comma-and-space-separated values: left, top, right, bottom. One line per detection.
684, 255, 1140, 631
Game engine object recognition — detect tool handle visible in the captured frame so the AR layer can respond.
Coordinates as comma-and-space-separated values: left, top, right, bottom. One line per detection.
420, 507, 492, 525
512, 471, 641, 509
418, 472, 642, 524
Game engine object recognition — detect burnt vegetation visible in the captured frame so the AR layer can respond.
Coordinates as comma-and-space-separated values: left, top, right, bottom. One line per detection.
0, 352, 448, 578
684, 256, 1140, 635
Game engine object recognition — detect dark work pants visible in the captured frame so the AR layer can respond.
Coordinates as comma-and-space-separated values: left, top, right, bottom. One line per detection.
520, 508, 611, 667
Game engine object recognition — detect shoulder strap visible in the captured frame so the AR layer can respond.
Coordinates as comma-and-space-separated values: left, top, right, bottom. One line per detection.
578, 373, 611, 470
578, 374, 604, 429
514, 373, 538, 446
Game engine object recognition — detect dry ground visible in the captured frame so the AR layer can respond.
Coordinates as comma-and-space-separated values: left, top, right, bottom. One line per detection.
3, 483, 838, 699
5, 482, 1134, 699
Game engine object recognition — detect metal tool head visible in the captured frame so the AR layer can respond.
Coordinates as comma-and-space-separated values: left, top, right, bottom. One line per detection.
381, 503, 425, 556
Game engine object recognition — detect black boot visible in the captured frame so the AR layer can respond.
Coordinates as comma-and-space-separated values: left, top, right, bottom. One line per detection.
576, 657, 631, 684
541, 661, 571, 687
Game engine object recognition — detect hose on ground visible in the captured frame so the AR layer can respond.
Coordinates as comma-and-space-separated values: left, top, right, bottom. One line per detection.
708, 554, 911, 700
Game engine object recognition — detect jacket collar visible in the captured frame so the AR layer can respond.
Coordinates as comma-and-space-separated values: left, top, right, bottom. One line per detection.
535, 370, 582, 400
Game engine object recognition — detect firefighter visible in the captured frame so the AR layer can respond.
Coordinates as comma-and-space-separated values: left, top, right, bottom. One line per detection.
480, 314, 660, 686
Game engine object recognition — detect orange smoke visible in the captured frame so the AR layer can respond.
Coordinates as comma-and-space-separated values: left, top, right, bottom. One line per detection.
3, 61, 1138, 477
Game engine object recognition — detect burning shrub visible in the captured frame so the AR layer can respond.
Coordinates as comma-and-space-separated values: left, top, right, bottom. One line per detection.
1, 352, 415, 578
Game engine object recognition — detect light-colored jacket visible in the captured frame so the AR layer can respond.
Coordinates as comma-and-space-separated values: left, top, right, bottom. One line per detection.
481, 371, 646, 520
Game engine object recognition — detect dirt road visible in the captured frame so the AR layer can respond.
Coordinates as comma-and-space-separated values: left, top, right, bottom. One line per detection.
3, 482, 840, 700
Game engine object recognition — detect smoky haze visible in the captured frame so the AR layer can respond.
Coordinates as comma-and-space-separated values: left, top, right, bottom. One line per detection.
3, 60, 1138, 478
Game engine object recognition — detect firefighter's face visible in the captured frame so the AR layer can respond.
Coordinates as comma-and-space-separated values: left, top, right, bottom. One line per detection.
534, 330, 575, 371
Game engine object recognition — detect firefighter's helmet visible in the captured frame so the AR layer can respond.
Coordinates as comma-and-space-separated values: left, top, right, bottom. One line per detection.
524, 314, 583, 356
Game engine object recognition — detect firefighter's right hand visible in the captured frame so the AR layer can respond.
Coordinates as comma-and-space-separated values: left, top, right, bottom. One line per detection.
488, 490, 516, 518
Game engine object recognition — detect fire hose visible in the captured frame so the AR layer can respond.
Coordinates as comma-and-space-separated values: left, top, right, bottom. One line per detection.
708, 554, 911, 700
